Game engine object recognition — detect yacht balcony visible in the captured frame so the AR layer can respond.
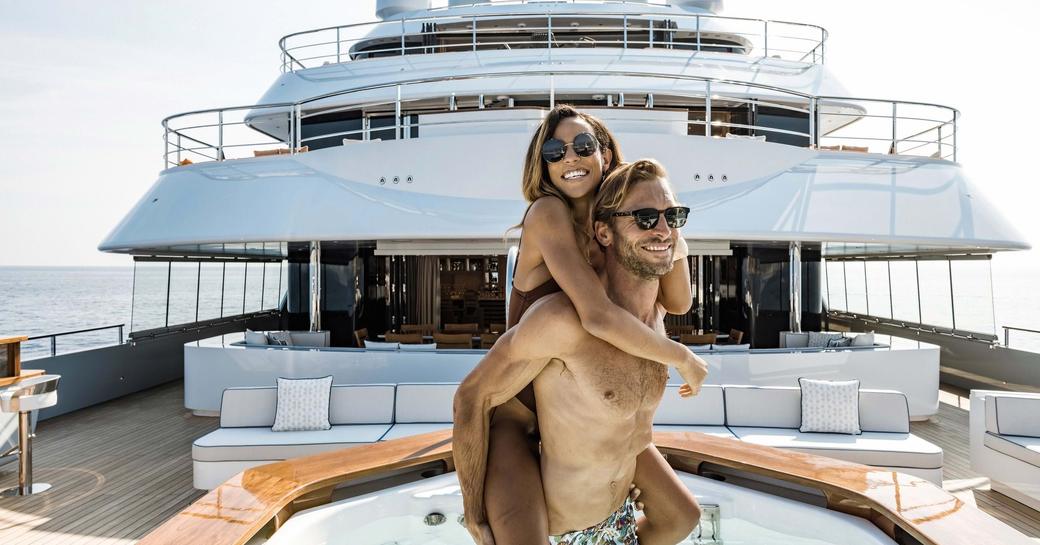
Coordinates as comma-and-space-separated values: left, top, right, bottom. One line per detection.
277, 6, 828, 72
161, 69, 957, 169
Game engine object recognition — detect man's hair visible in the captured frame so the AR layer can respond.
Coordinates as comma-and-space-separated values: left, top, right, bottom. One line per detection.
591, 159, 670, 226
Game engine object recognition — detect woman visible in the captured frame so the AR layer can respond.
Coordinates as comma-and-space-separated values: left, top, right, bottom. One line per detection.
481, 105, 704, 545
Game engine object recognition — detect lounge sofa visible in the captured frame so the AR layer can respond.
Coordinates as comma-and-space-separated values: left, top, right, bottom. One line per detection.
194, 382, 941, 489
655, 384, 943, 484
969, 390, 1040, 510
192, 383, 455, 490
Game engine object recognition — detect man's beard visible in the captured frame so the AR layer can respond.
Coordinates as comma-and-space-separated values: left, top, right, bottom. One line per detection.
615, 230, 675, 280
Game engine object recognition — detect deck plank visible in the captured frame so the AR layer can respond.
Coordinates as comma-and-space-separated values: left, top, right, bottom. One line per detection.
0, 380, 1038, 543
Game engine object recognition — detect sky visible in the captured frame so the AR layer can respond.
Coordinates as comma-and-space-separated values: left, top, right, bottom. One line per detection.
1, 0, 1038, 270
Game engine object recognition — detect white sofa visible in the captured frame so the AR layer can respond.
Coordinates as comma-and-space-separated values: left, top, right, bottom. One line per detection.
655, 384, 943, 484
194, 382, 940, 489
192, 383, 457, 490
970, 390, 1040, 510
242, 330, 331, 348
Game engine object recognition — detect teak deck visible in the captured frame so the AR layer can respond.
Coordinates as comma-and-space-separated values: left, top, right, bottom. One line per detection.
0, 381, 1038, 544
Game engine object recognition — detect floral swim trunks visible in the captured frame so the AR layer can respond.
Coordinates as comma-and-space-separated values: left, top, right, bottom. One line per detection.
548, 498, 638, 545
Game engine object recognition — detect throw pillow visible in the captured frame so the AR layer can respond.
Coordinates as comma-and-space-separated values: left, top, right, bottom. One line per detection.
807, 331, 841, 348
267, 331, 294, 346
799, 377, 861, 434
783, 332, 809, 348
826, 337, 852, 348
272, 376, 333, 432
851, 332, 875, 347
244, 329, 269, 346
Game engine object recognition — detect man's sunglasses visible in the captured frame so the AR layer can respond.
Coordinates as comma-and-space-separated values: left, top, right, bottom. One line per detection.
541, 132, 600, 163
611, 206, 690, 230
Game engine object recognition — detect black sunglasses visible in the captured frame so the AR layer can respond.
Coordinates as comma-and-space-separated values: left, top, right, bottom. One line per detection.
541, 132, 600, 163
611, 206, 690, 230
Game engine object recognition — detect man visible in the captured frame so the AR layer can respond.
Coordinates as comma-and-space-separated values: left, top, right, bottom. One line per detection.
454, 159, 708, 545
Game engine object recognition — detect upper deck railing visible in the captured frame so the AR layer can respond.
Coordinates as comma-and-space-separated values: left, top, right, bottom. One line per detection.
278, 9, 828, 72
161, 69, 957, 169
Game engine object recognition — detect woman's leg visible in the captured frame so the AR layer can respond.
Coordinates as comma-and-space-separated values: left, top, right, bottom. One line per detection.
484, 398, 548, 545
632, 445, 702, 545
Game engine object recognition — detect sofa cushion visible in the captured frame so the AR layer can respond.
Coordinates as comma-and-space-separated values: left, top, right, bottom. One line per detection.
799, 378, 860, 435
990, 395, 1040, 437
654, 385, 725, 425
851, 333, 875, 347
859, 390, 910, 433
984, 432, 1040, 467
364, 340, 399, 351
193, 425, 391, 462
267, 331, 294, 346
381, 423, 453, 441
395, 383, 457, 423
711, 343, 751, 352
782, 332, 809, 348
724, 386, 800, 428
272, 376, 333, 432
729, 427, 943, 469
400, 343, 438, 351
221, 385, 395, 427
653, 425, 736, 440
289, 331, 330, 347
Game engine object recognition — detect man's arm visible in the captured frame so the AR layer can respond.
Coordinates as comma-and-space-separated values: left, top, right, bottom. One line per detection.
453, 296, 581, 543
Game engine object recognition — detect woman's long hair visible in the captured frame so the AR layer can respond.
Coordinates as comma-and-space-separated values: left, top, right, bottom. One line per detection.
512, 105, 624, 254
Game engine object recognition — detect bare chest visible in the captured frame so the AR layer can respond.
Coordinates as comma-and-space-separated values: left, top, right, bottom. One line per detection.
536, 340, 669, 418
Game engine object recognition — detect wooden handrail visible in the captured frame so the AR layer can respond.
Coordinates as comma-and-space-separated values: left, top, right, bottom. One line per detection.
139, 431, 1032, 545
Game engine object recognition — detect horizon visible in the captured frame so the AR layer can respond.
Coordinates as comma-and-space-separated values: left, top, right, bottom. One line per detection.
2, 0, 1037, 269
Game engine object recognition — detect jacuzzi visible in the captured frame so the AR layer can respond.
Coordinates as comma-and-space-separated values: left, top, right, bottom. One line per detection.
264, 471, 895, 544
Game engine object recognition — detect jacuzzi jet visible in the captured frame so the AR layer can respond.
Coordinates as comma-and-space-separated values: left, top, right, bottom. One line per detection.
457, 514, 466, 526
423, 512, 446, 526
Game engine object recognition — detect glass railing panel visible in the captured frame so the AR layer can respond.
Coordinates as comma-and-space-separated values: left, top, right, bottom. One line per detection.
824, 260, 846, 311
167, 262, 201, 326
197, 262, 225, 321
130, 262, 169, 332
888, 260, 920, 323
843, 261, 868, 315
221, 262, 246, 317
244, 262, 265, 314
951, 259, 996, 335
917, 260, 954, 329
865, 261, 892, 319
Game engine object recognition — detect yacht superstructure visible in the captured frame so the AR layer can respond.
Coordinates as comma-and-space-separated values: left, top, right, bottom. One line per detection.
4, 2, 1039, 544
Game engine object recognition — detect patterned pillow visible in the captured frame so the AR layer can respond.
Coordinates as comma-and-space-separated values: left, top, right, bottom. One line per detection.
267, 331, 294, 346
826, 337, 852, 348
798, 378, 861, 434
807, 331, 841, 348
272, 376, 333, 432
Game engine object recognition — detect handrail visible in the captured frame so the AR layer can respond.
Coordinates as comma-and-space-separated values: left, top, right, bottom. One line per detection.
25, 323, 125, 358
277, 9, 829, 72
1002, 325, 1040, 348
137, 430, 1033, 545
161, 68, 958, 168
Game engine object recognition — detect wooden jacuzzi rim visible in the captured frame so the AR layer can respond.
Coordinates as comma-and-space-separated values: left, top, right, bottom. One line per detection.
138, 430, 1031, 545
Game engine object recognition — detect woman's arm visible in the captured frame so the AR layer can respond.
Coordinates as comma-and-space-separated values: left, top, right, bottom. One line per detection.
523, 198, 706, 390
658, 236, 693, 315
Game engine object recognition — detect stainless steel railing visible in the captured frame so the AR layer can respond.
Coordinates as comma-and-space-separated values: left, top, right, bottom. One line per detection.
161, 69, 957, 168
277, 9, 828, 72
1003, 325, 1040, 349
24, 324, 125, 360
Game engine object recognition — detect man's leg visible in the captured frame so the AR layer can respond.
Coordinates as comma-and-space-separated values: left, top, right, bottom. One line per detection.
633, 445, 701, 545
485, 398, 549, 545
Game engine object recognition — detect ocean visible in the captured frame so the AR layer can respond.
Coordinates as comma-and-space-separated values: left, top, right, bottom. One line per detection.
2, 260, 1039, 361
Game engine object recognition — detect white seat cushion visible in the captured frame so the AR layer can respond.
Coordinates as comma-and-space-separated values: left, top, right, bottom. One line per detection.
724, 386, 801, 428
381, 423, 453, 441
989, 395, 1040, 437
654, 385, 725, 425
400, 343, 438, 351
729, 427, 942, 469
221, 385, 395, 427
395, 383, 458, 423
984, 432, 1040, 467
654, 425, 737, 440
365, 340, 399, 351
193, 425, 391, 462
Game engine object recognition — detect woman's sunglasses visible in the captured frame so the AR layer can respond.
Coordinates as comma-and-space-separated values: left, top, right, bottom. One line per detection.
611, 206, 690, 230
541, 132, 600, 163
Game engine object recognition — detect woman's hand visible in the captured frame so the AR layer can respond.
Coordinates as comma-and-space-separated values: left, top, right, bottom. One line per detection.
676, 353, 708, 397
629, 483, 645, 511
